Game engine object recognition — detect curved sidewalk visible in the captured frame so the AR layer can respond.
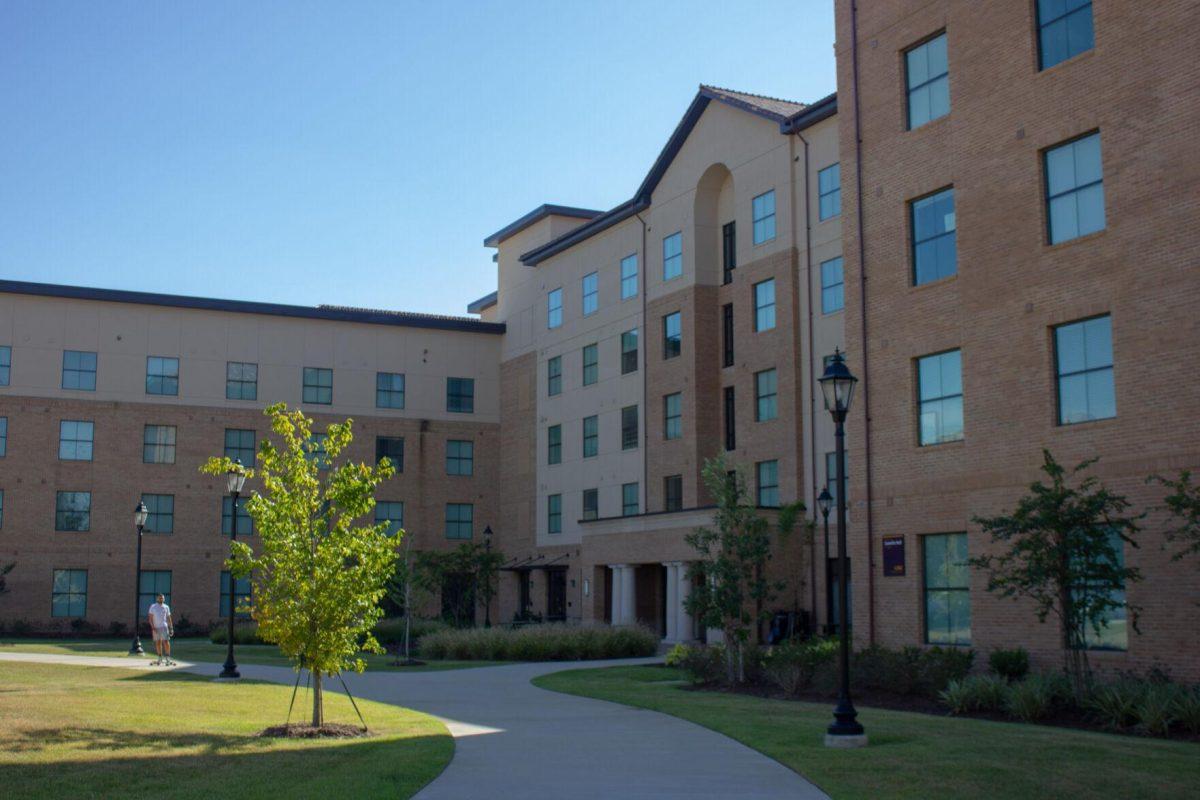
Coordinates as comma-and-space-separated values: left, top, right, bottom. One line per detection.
0, 652, 827, 800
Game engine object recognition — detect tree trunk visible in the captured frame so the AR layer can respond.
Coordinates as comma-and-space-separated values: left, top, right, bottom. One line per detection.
311, 671, 324, 728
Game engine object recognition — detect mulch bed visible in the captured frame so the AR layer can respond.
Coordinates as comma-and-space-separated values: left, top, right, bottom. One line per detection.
259, 723, 371, 739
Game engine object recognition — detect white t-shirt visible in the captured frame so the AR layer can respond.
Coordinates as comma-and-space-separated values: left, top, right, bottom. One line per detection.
148, 602, 171, 629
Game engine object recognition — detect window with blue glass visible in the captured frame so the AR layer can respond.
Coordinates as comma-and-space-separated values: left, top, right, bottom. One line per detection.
582, 272, 599, 316
138, 570, 171, 616
55, 491, 91, 531
374, 501, 404, 537
821, 257, 844, 313
621, 254, 638, 299
911, 188, 957, 285
818, 164, 841, 220
1037, 0, 1093, 70
220, 571, 252, 618
756, 460, 780, 508
583, 488, 598, 521
59, 420, 94, 461
755, 369, 778, 422
906, 32, 949, 129
547, 424, 562, 465
0, 416, 6, 458
376, 436, 404, 471
446, 439, 474, 476
1072, 529, 1128, 651
664, 393, 682, 440
547, 355, 562, 396
62, 350, 97, 391
582, 344, 598, 386
1045, 132, 1105, 244
222, 496, 254, 536
226, 361, 257, 400
924, 533, 970, 645
0, 345, 10, 385
582, 415, 598, 458
621, 329, 638, 375
547, 287, 563, 329
548, 494, 562, 534
224, 428, 255, 465
447, 377, 474, 413
143, 425, 176, 464
141, 494, 174, 534
146, 356, 179, 396
376, 372, 405, 409
302, 367, 332, 404
622, 482, 639, 517
445, 503, 473, 539
752, 190, 776, 244
753, 279, 776, 332
917, 350, 964, 445
1055, 315, 1115, 425
52, 569, 88, 617
662, 232, 682, 281
663, 312, 681, 359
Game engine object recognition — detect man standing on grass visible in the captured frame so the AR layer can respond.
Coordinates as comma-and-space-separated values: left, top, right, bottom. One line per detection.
147, 594, 175, 666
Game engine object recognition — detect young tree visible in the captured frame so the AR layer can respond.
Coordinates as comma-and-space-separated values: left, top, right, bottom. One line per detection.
201, 403, 396, 728
684, 455, 802, 684
414, 543, 504, 628
1150, 470, 1200, 565
971, 450, 1142, 696
384, 534, 423, 664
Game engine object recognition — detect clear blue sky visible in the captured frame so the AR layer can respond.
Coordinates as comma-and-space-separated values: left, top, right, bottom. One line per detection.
0, 1, 835, 316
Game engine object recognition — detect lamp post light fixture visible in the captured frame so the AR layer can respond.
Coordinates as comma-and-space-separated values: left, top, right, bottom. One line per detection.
219, 459, 247, 680
483, 525, 494, 628
129, 501, 149, 656
816, 487, 833, 634
818, 349, 866, 748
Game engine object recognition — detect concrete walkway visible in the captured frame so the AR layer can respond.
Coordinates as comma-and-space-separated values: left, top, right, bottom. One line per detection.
0, 651, 827, 800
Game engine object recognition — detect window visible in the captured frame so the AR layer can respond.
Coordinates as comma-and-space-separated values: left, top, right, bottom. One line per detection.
621, 329, 639, 374
52, 569, 88, 617
582, 344, 599, 386
754, 279, 776, 332
302, 367, 332, 404
447, 377, 474, 413
548, 494, 562, 534
917, 350, 964, 445
226, 362, 258, 400
818, 163, 841, 220
1055, 315, 1115, 425
664, 393, 682, 440
757, 460, 780, 508
138, 570, 171, 616
376, 372, 406, 409
0, 490, 4, 528
1074, 530, 1128, 650
1038, 0, 1093, 70
621, 405, 639, 450
55, 491, 90, 531
621, 254, 639, 299
663, 312, 681, 359
222, 496, 254, 536
0, 345, 10, 385
547, 287, 563, 328
755, 369, 778, 422
547, 424, 562, 465
58, 420, 94, 461
722, 222, 737, 284
141, 494, 174, 534
376, 436, 404, 471
821, 257, 844, 313
224, 429, 255, 465
582, 272, 599, 316
446, 440, 474, 476
146, 356, 179, 396
724, 386, 736, 451
375, 501, 404, 537
62, 350, 97, 391
906, 32, 949, 129
445, 503, 473, 539
0, 417, 5, 457
143, 425, 176, 464
612, 483, 635, 518
722, 304, 734, 367
924, 533, 970, 645
307, 433, 330, 470
911, 188, 957, 285
664, 475, 683, 512
582, 415, 598, 458
1045, 132, 1105, 244
220, 572, 252, 618
547, 356, 562, 396
662, 232, 682, 281
752, 190, 776, 244
583, 488, 598, 521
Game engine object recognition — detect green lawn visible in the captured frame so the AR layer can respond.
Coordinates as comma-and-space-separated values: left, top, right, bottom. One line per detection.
534, 665, 1200, 800
0, 661, 453, 800
0, 638, 505, 671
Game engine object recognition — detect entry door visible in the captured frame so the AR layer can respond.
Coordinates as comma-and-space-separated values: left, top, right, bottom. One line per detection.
546, 568, 567, 621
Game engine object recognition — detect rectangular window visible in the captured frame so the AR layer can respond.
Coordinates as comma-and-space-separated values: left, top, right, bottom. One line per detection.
0, 345, 10, 385
664, 475, 683, 513
826, 451, 841, 508
547, 424, 562, 465
906, 32, 950, 129
662, 232, 682, 281
302, 367, 333, 404
376, 436, 404, 471
724, 386, 736, 451
621, 405, 639, 450
0, 490, 4, 528
547, 356, 562, 396
917, 350, 964, 445
924, 533, 971, 645
821, 257, 844, 313
55, 491, 91, 531
141, 494, 174, 534
445, 503, 473, 540
621, 329, 639, 374
376, 372, 406, 409
818, 163, 841, 220
583, 488, 598, 521
225, 361, 258, 401
143, 425, 176, 464
307, 433, 330, 470
912, 187, 957, 285
446, 440, 474, 476
1045, 132, 1105, 244
138, 570, 171, 617
753, 279, 776, 332
755, 369, 778, 422
0, 417, 5, 458
1055, 315, 1115, 425
582, 344, 599, 386
146, 356, 179, 396
58, 420, 94, 461
663, 312, 681, 359
664, 393, 682, 440
722, 304, 734, 367
52, 569, 88, 617
582, 271, 599, 316
62, 350, 97, 391
752, 190, 776, 244
222, 496, 254, 536
622, 483, 639, 516
447, 377, 475, 413
548, 494, 562, 534
756, 460, 780, 508
547, 287, 563, 329
1038, 0, 1093, 70
224, 428, 256, 465
582, 415, 598, 458
220, 572, 252, 618
1074, 530, 1128, 650
621, 254, 639, 299
374, 501, 404, 537
722, 221, 737, 284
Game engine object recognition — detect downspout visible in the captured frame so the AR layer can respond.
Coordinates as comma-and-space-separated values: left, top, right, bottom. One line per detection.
794, 128, 820, 630
635, 211, 649, 512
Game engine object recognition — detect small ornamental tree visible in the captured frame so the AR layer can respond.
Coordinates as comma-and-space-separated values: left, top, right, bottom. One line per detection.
200, 403, 396, 728
684, 455, 801, 684
415, 543, 504, 628
1150, 470, 1200, 565
385, 534, 428, 664
970, 450, 1143, 697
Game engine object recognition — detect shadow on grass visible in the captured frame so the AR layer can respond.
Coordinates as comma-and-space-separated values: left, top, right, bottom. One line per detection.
7, 726, 273, 755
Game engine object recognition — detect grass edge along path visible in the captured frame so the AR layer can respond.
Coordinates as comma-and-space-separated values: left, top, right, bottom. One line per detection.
533, 665, 1200, 800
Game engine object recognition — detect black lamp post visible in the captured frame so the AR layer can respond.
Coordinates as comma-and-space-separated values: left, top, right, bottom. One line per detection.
818, 350, 866, 747
129, 501, 149, 655
483, 525, 493, 628
816, 487, 833, 634
220, 460, 246, 680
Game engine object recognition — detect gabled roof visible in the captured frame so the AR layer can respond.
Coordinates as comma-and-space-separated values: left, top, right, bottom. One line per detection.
482, 204, 602, 248
698, 85, 808, 123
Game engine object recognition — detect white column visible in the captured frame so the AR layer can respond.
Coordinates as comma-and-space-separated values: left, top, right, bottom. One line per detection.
620, 565, 637, 625
675, 563, 693, 642
662, 562, 679, 642
609, 564, 626, 625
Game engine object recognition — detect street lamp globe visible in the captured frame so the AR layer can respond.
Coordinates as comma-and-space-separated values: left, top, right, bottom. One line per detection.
816, 488, 833, 520
226, 459, 247, 495
819, 350, 858, 420
134, 501, 149, 529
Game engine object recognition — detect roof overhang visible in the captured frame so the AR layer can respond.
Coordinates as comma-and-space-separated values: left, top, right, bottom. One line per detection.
466, 290, 497, 314
483, 204, 602, 248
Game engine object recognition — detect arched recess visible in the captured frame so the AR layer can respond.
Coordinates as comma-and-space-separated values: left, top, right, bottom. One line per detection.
693, 162, 735, 286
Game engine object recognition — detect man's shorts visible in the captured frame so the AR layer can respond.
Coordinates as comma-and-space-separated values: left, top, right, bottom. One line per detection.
152, 626, 170, 642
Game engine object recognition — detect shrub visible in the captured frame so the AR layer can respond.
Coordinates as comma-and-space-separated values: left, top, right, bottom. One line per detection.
1135, 684, 1179, 737
209, 622, 264, 645
939, 674, 1009, 715
664, 643, 690, 668
173, 616, 206, 638
989, 647, 1030, 682
416, 623, 658, 662
1087, 681, 1142, 731
673, 644, 727, 685
1172, 685, 1200, 734
1006, 674, 1061, 722
108, 620, 128, 637
11, 619, 33, 636
763, 638, 838, 695
850, 644, 973, 696
920, 646, 975, 693
372, 617, 447, 647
